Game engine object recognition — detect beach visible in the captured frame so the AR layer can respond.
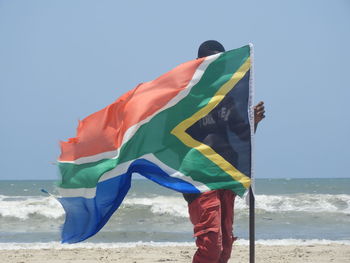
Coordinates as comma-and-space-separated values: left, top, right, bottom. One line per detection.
1, 244, 350, 263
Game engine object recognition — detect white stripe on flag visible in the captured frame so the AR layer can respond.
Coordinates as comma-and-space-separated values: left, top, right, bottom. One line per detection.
57, 153, 209, 198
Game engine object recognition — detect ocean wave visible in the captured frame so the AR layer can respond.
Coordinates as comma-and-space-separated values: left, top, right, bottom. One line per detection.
0, 195, 63, 220
123, 196, 189, 217
123, 194, 350, 217
1, 239, 350, 250
1, 193, 349, 220
254, 194, 350, 214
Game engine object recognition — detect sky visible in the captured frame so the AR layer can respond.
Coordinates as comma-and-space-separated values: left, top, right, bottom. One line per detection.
0, 0, 349, 180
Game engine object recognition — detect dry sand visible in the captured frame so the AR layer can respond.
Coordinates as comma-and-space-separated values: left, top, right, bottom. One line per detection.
1, 244, 350, 263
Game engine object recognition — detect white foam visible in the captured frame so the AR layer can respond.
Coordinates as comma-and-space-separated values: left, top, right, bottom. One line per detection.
253, 194, 350, 214
237, 239, 350, 246
0, 241, 193, 250
123, 196, 189, 217
0, 195, 63, 219
1, 239, 350, 250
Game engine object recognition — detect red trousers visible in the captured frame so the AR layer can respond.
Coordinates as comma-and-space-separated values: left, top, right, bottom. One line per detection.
188, 189, 236, 263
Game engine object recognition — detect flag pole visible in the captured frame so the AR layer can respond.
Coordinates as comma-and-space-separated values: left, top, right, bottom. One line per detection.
249, 186, 255, 263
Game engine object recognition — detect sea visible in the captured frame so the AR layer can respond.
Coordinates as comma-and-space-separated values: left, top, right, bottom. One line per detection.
0, 178, 349, 249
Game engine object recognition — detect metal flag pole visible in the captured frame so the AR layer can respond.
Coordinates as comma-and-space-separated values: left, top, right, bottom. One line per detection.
249, 186, 255, 263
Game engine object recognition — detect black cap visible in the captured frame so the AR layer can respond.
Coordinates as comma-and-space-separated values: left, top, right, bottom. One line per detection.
197, 40, 225, 58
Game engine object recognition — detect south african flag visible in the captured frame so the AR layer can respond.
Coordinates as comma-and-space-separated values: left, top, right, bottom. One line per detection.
57, 44, 254, 243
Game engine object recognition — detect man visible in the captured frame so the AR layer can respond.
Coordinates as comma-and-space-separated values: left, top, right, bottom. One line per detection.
183, 40, 265, 263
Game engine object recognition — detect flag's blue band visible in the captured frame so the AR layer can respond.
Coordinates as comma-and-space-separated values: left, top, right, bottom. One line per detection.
58, 158, 199, 243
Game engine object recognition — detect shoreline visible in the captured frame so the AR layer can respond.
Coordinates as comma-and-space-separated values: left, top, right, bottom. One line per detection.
1, 239, 350, 250
1, 244, 349, 263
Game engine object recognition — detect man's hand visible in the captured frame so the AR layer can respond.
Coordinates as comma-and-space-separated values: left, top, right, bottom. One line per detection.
254, 101, 265, 131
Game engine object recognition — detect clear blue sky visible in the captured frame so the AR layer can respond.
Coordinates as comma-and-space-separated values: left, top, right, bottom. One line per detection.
0, 0, 349, 180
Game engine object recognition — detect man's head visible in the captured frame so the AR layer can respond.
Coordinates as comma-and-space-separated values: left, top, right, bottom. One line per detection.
197, 40, 225, 58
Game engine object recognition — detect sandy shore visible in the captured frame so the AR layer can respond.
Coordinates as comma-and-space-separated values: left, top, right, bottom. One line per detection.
1, 244, 350, 263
